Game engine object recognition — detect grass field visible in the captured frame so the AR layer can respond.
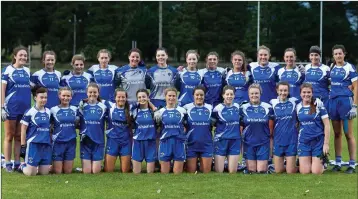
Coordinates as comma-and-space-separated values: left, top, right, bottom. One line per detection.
1, 119, 357, 199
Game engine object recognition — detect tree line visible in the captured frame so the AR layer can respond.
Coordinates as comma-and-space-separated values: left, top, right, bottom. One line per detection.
2, 1, 358, 64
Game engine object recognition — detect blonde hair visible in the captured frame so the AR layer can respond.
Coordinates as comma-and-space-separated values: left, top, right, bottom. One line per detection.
248, 83, 262, 94
186, 50, 200, 60
97, 49, 111, 59
257, 45, 271, 54
164, 87, 178, 96
71, 54, 85, 65
58, 86, 73, 96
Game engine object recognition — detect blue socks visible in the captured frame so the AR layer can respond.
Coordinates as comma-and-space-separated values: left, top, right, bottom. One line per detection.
336, 156, 342, 167
349, 160, 356, 169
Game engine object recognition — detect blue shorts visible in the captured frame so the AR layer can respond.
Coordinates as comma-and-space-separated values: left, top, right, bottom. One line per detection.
52, 139, 76, 161
132, 139, 156, 162
187, 143, 213, 159
80, 136, 104, 161
243, 142, 270, 160
214, 139, 241, 156
159, 137, 186, 162
105, 137, 131, 157
25, 142, 52, 167
8, 114, 23, 121
298, 135, 324, 157
273, 143, 297, 157
328, 96, 353, 120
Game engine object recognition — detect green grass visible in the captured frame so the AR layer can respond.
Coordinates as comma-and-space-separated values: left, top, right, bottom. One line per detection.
1, 120, 357, 199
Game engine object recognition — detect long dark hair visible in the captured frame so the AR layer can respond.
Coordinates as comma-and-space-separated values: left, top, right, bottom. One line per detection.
115, 88, 132, 129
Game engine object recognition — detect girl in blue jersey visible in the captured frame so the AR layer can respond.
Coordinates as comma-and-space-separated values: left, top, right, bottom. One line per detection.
154, 87, 186, 174
51, 87, 78, 174
277, 48, 305, 99
297, 83, 330, 174
329, 45, 357, 174
60, 54, 93, 107
132, 89, 157, 174
146, 48, 178, 108
31, 51, 62, 108
183, 86, 213, 173
225, 50, 252, 104
20, 87, 51, 176
115, 48, 147, 105
269, 82, 298, 174
88, 49, 118, 102
104, 88, 132, 173
78, 83, 108, 174
198, 52, 226, 107
249, 45, 280, 103
241, 84, 274, 173
176, 50, 202, 106
1, 46, 31, 172
212, 86, 241, 173
303, 46, 330, 109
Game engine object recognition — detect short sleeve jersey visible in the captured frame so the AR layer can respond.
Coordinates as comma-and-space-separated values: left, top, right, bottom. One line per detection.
2, 65, 31, 115
115, 65, 147, 103
31, 69, 62, 108
154, 106, 186, 140
277, 67, 305, 99
212, 103, 241, 141
241, 102, 274, 146
60, 71, 93, 106
176, 69, 202, 106
296, 103, 328, 143
198, 67, 226, 106
183, 103, 213, 149
330, 62, 358, 98
50, 106, 78, 142
87, 64, 118, 102
78, 100, 107, 144
304, 64, 330, 99
270, 97, 298, 145
249, 62, 281, 103
20, 107, 51, 144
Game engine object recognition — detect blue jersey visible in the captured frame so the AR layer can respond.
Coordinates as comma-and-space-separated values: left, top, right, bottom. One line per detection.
31, 69, 62, 108
78, 100, 107, 144
330, 62, 358, 98
146, 65, 178, 107
270, 98, 298, 146
176, 69, 202, 106
131, 106, 156, 140
249, 62, 280, 103
212, 103, 241, 141
304, 64, 330, 100
1, 65, 31, 115
241, 102, 273, 146
87, 64, 118, 102
225, 70, 252, 104
105, 101, 130, 140
50, 106, 78, 142
183, 103, 213, 149
277, 67, 305, 99
154, 106, 186, 140
296, 103, 328, 143
20, 107, 51, 144
60, 72, 93, 106
198, 67, 226, 106
115, 65, 147, 103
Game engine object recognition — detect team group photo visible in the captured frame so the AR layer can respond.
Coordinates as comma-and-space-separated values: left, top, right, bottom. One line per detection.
1, 1, 358, 199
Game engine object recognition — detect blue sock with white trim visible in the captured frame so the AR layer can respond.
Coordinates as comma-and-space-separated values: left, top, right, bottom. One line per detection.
349, 160, 355, 169
336, 156, 342, 167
